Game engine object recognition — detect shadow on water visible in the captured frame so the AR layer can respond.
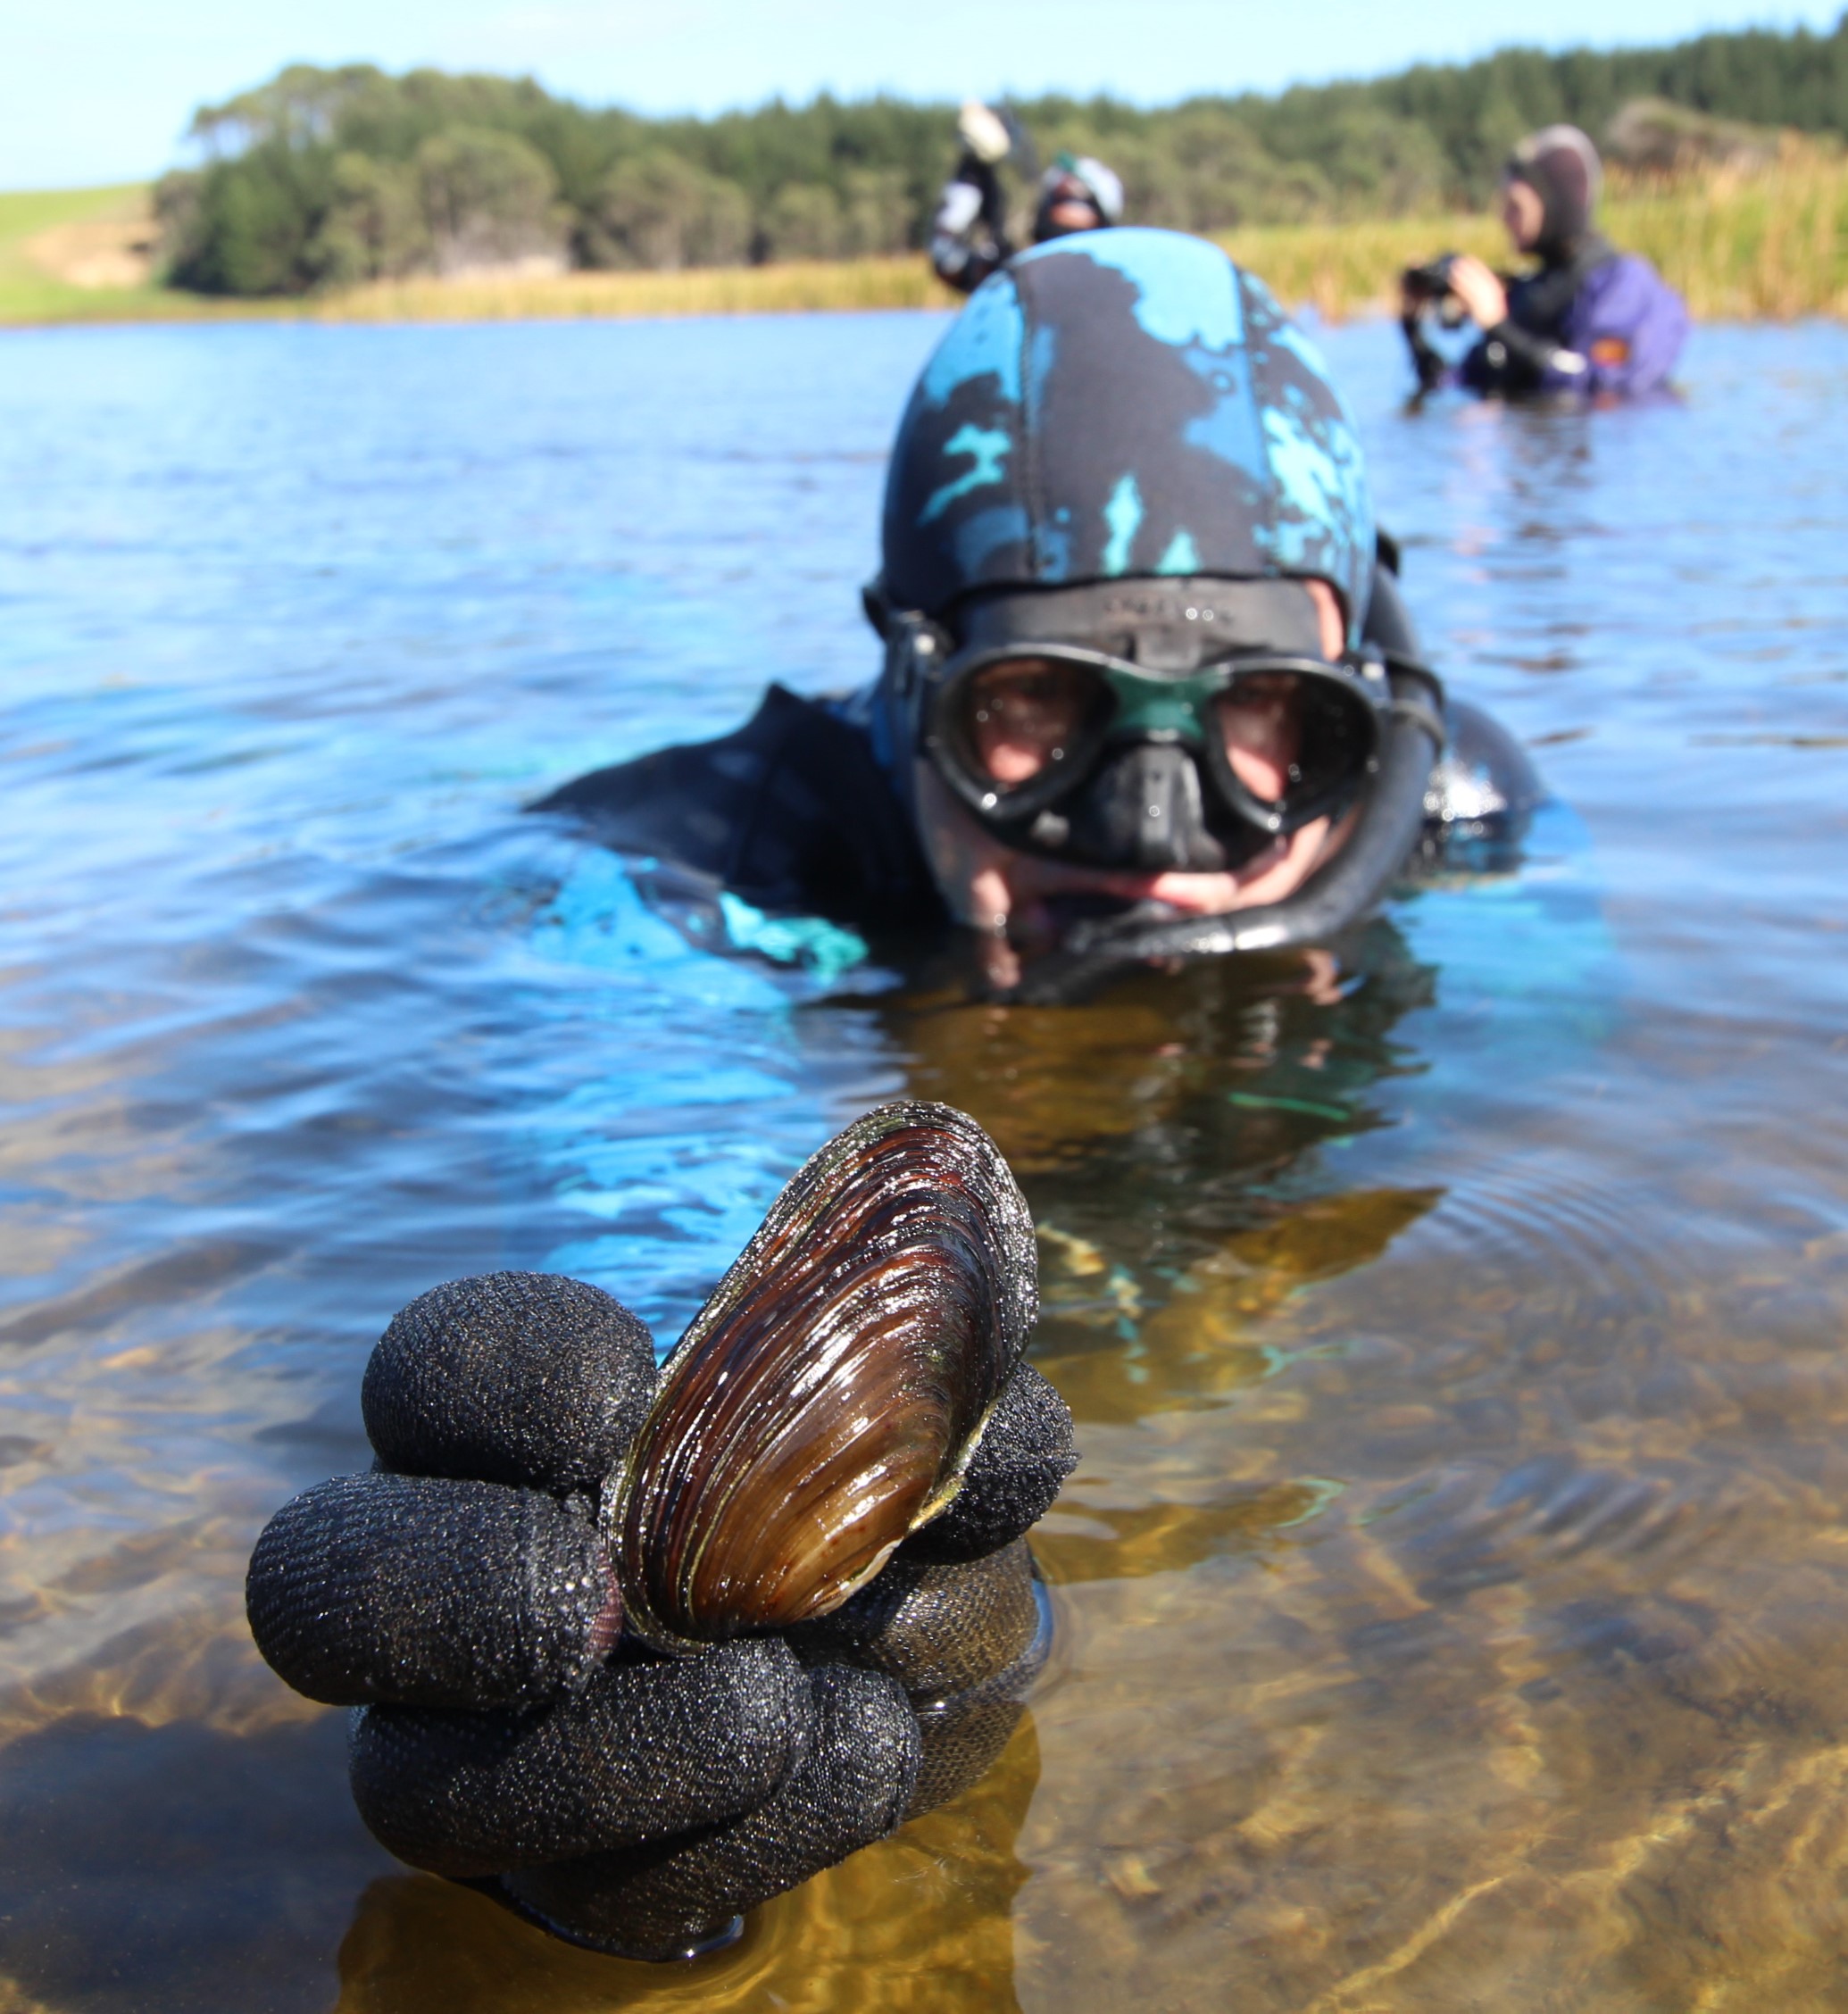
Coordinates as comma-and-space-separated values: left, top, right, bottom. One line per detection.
0, 1708, 370, 2014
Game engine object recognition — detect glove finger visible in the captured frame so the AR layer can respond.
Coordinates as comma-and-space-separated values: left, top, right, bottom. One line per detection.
499, 1664, 920, 1961
348, 1638, 812, 1877
903, 1363, 1076, 1563
246, 1472, 616, 1709
786, 1535, 1041, 1698
906, 1560, 1053, 1818
362, 1272, 657, 1496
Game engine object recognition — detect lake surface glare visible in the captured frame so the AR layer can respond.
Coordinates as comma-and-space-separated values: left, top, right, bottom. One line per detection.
3, 311, 1848, 2012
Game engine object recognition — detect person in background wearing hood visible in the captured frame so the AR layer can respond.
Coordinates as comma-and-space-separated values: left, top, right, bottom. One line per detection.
535, 229, 1541, 997
1401, 123, 1689, 400
929, 99, 1125, 295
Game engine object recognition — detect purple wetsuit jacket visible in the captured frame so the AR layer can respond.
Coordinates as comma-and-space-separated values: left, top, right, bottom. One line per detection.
1458, 245, 1689, 399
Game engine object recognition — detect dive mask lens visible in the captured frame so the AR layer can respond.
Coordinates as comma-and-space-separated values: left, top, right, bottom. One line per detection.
945, 654, 1111, 807
1209, 669, 1378, 830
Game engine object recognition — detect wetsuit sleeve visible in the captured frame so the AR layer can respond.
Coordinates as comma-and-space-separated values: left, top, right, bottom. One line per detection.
1461, 319, 1579, 396
929, 158, 1011, 295
1398, 314, 1448, 393
529, 685, 944, 931
1563, 254, 1689, 397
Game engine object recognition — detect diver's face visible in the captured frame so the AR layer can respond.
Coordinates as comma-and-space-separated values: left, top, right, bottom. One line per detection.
916, 582, 1353, 985
1045, 196, 1103, 235
1501, 177, 1545, 253
1039, 176, 1105, 238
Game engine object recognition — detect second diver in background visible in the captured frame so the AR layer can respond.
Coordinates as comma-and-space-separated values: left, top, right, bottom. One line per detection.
928, 99, 1125, 295
1401, 123, 1689, 400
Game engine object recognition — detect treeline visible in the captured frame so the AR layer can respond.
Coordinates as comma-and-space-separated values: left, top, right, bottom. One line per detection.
155, 14, 1848, 296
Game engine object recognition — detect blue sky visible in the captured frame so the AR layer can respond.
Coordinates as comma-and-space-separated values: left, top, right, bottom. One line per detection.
6, 0, 1842, 188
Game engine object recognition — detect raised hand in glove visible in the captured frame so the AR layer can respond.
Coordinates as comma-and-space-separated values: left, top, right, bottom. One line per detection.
246, 1103, 1075, 1960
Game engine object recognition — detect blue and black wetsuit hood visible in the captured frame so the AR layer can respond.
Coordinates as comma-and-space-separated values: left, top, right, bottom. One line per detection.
866, 227, 1446, 969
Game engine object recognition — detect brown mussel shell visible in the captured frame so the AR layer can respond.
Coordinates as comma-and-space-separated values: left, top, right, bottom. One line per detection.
612, 1101, 1037, 1653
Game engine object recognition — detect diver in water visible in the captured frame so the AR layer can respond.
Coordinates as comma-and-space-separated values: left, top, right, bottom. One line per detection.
537, 227, 1541, 995
928, 98, 1124, 295
1401, 124, 1688, 400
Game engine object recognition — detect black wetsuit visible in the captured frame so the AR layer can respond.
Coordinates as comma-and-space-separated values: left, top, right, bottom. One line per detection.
535, 680, 943, 930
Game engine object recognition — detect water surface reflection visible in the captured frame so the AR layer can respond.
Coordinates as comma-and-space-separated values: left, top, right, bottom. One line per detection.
2, 315, 1847, 2010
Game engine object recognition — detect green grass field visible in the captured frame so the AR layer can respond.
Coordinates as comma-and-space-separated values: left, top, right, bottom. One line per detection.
0, 185, 182, 323
0, 183, 306, 324
4, 159, 1844, 329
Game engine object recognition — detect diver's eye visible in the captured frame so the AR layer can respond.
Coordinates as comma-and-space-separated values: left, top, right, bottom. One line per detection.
962, 660, 1101, 786
1213, 674, 1304, 805
1214, 672, 1375, 811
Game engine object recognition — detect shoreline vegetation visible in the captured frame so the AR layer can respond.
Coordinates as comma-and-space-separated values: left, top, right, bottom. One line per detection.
5, 153, 1846, 330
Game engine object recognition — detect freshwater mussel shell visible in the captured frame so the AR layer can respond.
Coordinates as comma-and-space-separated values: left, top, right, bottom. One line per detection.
613, 1101, 1038, 1652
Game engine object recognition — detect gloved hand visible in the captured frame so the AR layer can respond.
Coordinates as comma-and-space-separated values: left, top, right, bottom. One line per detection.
956, 99, 1014, 167
247, 1258, 1074, 1961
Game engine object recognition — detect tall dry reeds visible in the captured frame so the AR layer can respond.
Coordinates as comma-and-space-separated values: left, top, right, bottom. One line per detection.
320, 152, 1847, 329
312, 255, 959, 323
1213, 214, 1505, 323
1602, 147, 1848, 320
1216, 144, 1848, 323
5, 150, 1844, 327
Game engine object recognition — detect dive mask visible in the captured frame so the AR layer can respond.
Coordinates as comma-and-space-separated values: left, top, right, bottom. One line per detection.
889, 580, 1395, 872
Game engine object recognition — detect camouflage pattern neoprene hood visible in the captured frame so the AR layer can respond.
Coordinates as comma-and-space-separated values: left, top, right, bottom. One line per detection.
881, 229, 1376, 645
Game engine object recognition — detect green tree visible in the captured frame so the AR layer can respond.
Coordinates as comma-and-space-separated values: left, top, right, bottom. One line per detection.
158, 19, 1848, 296
762, 181, 845, 259
304, 152, 427, 285
586, 150, 751, 268
414, 127, 565, 273
840, 168, 912, 254
160, 138, 337, 295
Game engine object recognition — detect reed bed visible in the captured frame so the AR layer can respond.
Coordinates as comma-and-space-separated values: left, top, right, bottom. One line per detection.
314, 256, 961, 324
4, 154, 1845, 328
231, 151, 1848, 328
1217, 149, 1848, 322
1215, 214, 1507, 322
1604, 152, 1848, 320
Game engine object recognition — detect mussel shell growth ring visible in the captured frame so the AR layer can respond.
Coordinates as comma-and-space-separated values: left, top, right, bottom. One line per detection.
614, 1102, 1038, 1652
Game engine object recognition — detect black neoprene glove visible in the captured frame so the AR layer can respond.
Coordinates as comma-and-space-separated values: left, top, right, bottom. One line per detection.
1401, 311, 1447, 393
247, 1264, 1074, 1960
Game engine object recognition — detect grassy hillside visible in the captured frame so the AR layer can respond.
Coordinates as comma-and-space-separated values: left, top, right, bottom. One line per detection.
0, 183, 300, 324
0, 185, 170, 322
4, 154, 1845, 329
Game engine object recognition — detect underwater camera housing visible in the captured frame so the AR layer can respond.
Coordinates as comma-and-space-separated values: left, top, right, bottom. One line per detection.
1402, 253, 1470, 329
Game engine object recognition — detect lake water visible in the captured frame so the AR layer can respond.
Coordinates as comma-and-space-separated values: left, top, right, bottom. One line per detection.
2, 307, 1847, 2013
